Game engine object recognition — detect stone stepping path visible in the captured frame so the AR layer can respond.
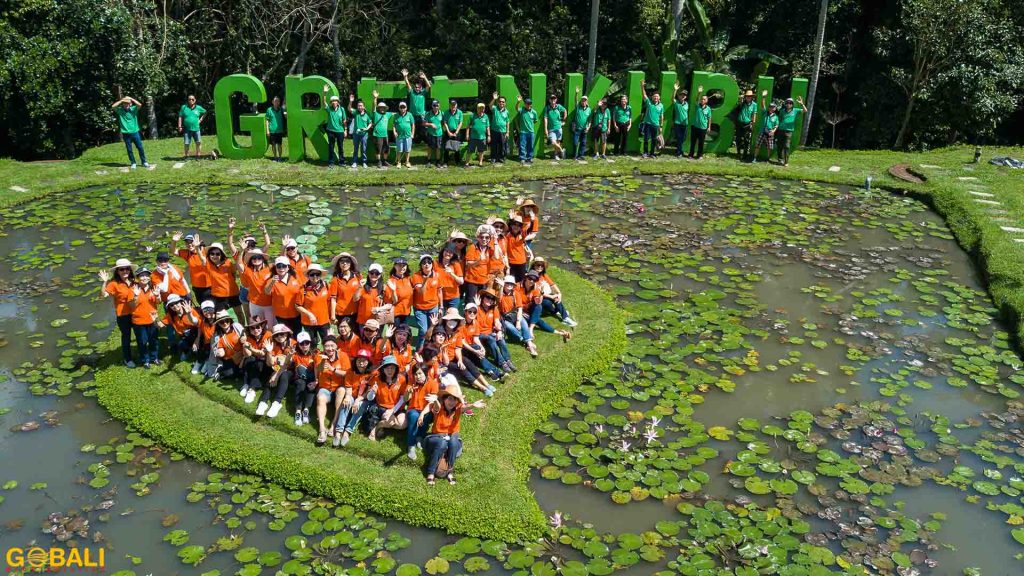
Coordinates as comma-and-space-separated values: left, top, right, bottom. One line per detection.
828, 166, 841, 172
958, 176, 979, 181
1000, 226, 1024, 233
974, 199, 1001, 206
969, 191, 995, 197
173, 162, 185, 169
9, 186, 28, 193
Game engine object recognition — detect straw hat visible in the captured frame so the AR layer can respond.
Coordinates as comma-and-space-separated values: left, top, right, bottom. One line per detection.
214, 311, 233, 324
441, 307, 464, 321
246, 317, 267, 329
532, 256, 548, 272
271, 323, 292, 336
508, 213, 524, 225
330, 252, 359, 272
244, 248, 267, 266
744, 90, 755, 97
518, 198, 538, 210
448, 229, 469, 242
478, 288, 498, 301
440, 382, 465, 404
110, 258, 135, 274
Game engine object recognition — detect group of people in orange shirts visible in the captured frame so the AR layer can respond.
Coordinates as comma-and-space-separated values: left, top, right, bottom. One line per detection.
99, 197, 577, 484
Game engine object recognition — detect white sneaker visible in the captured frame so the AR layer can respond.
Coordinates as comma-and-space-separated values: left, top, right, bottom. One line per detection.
362, 163, 368, 168
351, 162, 357, 168
239, 384, 250, 397
301, 409, 310, 425
267, 401, 282, 418
407, 446, 417, 460
191, 361, 201, 374
130, 164, 137, 170
293, 410, 303, 426
563, 317, 578, 327
244, 389, 257, 404
255, 401, 269, 416
332, 433, 342, 447
143, 162, 153, 168
124, 360, 136, 368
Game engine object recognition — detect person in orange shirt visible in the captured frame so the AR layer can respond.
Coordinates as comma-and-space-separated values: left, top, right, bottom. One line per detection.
153, 251, 190, 303
437, 244, 464, 310
403, 363, 439, 459
383, 323, 416, 374
191, 300, 218, 374
357, 318, 387, 363
487, 218, 509, 280
265, 256, 303, 335
99, 258, 138, 367
129, 267, 162, 368
460, 302, 507, 380
157, 294, 200, 362
517, 197, 541, 250
385, 257, 414, 327
335, 318, 362, 359
281, 236, 312, 283
530, 257, 577, 327
211, 310, 245, 380
522, 270, 572, 344
239, 318, 271, 405
199, 241, 246, 324
238, 248, 275, 326
505, 214, 530, 281
476, 288, 516, 373
284, 331, 318, 427
462, 225, 494, 302
498, 274, 539, 357
257, 323, 295, 418
314, 336, 351, 445
328, 252, 361, 328
334, 348, 375, 446
364, 355, 409, 441
411, 254, 444, 348
418, 380, 485, 485
226, 217, 271, 310
352, 263, 387, 327
423, 308, 495, 396
295, 263, 331, 347
170, 232, 211, 304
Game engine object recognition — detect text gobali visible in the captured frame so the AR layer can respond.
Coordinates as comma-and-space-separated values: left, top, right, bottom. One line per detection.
5, 547, 106, 572
214, 71, 808, 161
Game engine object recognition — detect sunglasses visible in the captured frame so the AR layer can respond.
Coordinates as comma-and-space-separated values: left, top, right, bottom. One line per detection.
116, 267, 131, 272
466, 309, 478, 315
308, 272, 322, 277
364, 327, 378, 333
275, 263, 289, 268
369, 271, 381, 275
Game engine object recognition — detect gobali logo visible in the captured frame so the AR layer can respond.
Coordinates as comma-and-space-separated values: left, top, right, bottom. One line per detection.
4, 547, 106, 572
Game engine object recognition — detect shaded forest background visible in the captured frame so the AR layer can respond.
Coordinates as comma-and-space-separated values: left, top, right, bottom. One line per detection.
1, 0, 1022, 160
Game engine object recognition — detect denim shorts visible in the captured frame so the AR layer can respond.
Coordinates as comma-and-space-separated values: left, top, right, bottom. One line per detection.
396, 137, 413, 153
547, 130, 562, 143
183, 130, 201, 144
317, 388, 344, 400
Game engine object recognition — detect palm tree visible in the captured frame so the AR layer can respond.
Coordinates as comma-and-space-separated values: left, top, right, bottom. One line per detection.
801, 0, 829, 147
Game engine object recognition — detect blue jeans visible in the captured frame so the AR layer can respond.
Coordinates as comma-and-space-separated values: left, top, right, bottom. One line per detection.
541, 297, 569, 320
335, 398, 369, 433
479, 334, 511, 364
466, 344, 502, 377
122, 131, 147, 165
133, 323, 159, 364
502, 314, 533, 342
519, 132, 535, 162
673, 124, 687, 156
405, 409, 431, 448
572, 130, 588, 159
327, 130, 345, 165
351, 133, 368, 164
527, 302, 556, 333
443, 297, 461, 312
414, 306, 439, 348
424, 433, 462, 476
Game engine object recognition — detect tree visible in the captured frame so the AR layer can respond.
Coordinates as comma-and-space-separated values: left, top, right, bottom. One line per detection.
801, 0, 828, 146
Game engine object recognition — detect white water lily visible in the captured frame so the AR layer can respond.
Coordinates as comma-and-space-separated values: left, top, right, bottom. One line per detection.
649, 416, 661, 428
619, 440, 631, 452
548, 511, 563, 529
643, 429, 658, 445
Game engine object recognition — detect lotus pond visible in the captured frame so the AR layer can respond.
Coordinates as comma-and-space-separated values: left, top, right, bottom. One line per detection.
0, 174, 1022, 575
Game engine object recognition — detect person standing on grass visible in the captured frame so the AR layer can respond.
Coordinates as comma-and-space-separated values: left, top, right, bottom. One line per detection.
775, 96, 806, 167
348, 94, 371, 168
111, 96, 150, 169
465, 103, 490, 167
265, 96, 286, 162
611, 95, 632, 155
752, 93, 779, 164
689, 85, 711, 160
322, 85, 347, 168
441, 99, 463, 167
177, 95, 206, 159
393, 101, 415, 168
639, 84, 665, 158
370, 91, 393, 168
542, 94, 567, 161
402, 69, 432, 143
591, 98, 611, 160
736, 90, 758, 161
515, 95, 538, 165
488, 92, 510, 164
423, 100, 444, 167
569, 88, 592, 161
670, 84, 688, 157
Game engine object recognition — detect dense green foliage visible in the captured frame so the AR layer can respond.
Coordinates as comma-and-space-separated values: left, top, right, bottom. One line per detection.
95, 268, 627, 540
2, 0, 1022, 159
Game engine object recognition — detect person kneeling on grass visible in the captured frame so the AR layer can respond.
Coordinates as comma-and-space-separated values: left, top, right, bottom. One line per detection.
255, 323, 294, 419
238, 317, 271, 404
333, 348, 376, 447
364, 355, 409, 441
420, 381, 485, 486
315, 336, 350, 445
285, 331, 318, 427
403, 363, 440, 460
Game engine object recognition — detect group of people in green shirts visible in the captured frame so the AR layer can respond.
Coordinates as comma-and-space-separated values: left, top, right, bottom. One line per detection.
114, 72, 807, 169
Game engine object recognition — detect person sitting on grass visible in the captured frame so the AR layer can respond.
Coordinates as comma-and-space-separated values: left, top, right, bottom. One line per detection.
639, 84, 665, 158
403, 363, 439, 460
542, 94, 567, 161
459, 302, 507, 380
371, 91, 392, 168
239, 317, 271, 404
498, 275, 538, 357
529, 257, 577, 327
158, 294, 200, 363
178, 95, 207, 159
285, 331, 318, 427
111, 96, 151, 169
364, 355, 409, 441
255, 323, 294, 419
393, 101, 415, 168
476, 288, 516, 374
315, 336, 350, 445
333, 348, 375, 447
522, 271, 572, 343
752, 93, 779, 165
465, 103, 490, 167
423, 309, 496, 396
419, 381, 486, 486
211, 310, 244, 380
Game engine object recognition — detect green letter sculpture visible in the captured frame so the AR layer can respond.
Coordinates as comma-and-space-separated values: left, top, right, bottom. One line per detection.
214, 74, 268, 160
285, 75, 334, 162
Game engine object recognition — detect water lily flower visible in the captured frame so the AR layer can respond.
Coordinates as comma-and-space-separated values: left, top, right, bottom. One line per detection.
549, 511, 563, 529
643, 429, 658, 445
649, 416, 661, 428
619, 440, 631, 452
594, 424, 604, 435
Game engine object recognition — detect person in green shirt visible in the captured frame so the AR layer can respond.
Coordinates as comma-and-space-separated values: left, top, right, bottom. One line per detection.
422, 100, 444, 167
611, 95, 632, 155
110, 96, 150, 169
441, 99, 463, 167
775, 96, 806, 166
177, 95, 207, 159
402, 68, 432, 143
752, 92, 779, 164
639, 84, 665, 158
392, 101, 416, 169
488, 92, 510, 164
590, 98, 611, 160
688, 85, 712, 160
515, 95, 538, 164
670, 84, 689, 157
569, 87, 592, 161
735, 89, 759, 162
542, 94, 567, 160
265, 96, 286, 162
347, 94, 372, 168
370, 91, 394, 168
321, 85, 348, 167
465, 103, 491, 167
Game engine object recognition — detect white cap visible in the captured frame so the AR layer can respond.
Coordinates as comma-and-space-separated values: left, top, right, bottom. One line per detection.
503, 275, 516, 285
368, 263, 384, 275
200, 300, 216, 310
464, 302, 478, 311
296, 332, 311, 343
166, 294, 183, 306
307, 263, 325, 274
440, 373, 458, 389
284, 238, 298, 248
209, 242, 225, 252
274, 256, 291, 268
329, 95, 340, 102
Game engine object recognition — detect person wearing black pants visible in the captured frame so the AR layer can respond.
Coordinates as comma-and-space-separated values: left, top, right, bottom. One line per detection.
116, 315, 134, 365
689, 127, 707, 159
287, 332, 318, 427
612, 95, 632, 155
689, 87, 711, 160
99, 259, 138, 367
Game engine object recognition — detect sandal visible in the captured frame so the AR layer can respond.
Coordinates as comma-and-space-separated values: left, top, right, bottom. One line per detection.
448, 474, 456, 486
316, 430, 327, 445
426, 475, 436, 486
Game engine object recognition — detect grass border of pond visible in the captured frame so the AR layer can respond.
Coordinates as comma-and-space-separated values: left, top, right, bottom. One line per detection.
94, 267, 627, 541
